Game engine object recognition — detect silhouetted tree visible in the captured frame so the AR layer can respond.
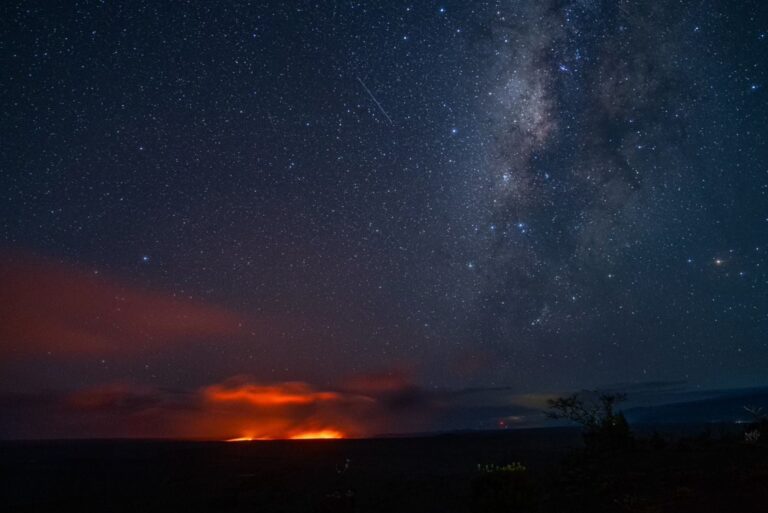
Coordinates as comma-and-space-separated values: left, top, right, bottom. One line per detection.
743, 406, 768, 444
547, 391, 633, 451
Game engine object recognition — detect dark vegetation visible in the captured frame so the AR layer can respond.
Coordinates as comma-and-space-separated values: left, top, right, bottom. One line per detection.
546, 391, 633, 452
2, 393, 767, 512
471, 391, 768, 513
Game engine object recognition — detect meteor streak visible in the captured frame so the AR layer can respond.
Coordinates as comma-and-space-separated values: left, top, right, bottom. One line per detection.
356, 76, 394, 125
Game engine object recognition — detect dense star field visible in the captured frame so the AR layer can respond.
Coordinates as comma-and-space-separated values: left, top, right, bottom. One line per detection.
1, 1, 766, 439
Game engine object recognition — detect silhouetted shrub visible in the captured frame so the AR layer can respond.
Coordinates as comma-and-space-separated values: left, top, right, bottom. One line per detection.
546, 391, 634, 452
743, 406, 768, 444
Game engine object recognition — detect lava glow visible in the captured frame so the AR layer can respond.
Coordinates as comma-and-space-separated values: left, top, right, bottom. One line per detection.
289, 430, 344, 440
226, 429, 344, 442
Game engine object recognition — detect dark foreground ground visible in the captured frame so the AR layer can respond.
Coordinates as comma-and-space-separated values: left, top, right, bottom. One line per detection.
2, 427, 767, 512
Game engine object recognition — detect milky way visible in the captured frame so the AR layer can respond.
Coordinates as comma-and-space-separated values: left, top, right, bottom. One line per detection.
1, 0, 766, 437
456, 1, 768, 390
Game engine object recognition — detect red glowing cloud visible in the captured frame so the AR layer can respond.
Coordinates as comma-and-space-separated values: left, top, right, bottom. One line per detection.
197, 376, 375, 440
0, 251, 242, 358
0, 373, 439, 440
204, 380, 343, 407
189, 373, 439, 440
0, 250, 440, 440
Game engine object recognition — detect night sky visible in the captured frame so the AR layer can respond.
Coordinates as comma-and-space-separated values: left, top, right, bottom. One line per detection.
1, 1, 767, 439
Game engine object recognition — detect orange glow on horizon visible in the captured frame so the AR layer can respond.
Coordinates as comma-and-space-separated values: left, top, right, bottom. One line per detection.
201, 379, 367, 441
226, 429, 345, 441
289, 429, 344, 440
